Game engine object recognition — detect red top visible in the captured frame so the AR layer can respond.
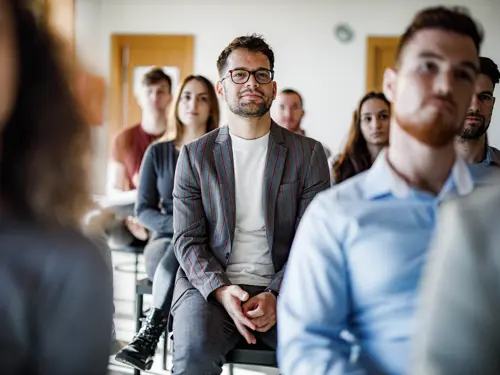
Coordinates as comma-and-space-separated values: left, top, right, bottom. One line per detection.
111, 124, 162, 190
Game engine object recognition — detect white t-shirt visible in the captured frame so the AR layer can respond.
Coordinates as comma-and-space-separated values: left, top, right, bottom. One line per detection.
226, 131, 276, 286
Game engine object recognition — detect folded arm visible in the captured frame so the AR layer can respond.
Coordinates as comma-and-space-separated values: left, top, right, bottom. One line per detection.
135, 145, 174, 234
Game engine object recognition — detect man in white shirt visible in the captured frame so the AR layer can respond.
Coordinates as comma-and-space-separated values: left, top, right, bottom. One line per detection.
168, 34, 330, 374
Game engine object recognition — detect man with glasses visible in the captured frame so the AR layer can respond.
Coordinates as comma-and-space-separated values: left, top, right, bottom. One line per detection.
168, 34, 330, 374
456, 56, 500, 166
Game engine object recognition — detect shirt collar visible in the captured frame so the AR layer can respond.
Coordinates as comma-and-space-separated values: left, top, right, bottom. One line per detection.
364, 149, 474, 200
482, 145, 500, 166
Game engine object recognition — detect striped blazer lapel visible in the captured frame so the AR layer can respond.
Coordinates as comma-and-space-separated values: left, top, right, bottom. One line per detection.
264, 122, 287, 250
213, 126, 236, 247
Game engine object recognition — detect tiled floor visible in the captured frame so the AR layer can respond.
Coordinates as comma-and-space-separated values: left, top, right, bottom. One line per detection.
110, 251, 278, 375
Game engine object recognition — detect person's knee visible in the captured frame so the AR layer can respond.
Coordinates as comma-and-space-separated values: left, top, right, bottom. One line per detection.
145, 238, 173, 280
173, 334, 224, 374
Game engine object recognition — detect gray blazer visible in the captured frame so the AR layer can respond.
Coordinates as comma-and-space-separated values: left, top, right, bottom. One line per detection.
172, 122, 330, 301
413, 179, 500, 375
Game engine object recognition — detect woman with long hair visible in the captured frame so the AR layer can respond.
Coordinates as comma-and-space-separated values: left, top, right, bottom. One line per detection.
115, 75, 219, 371
332, 92, 391, 184
134, 74, 219, 281
0, 0, 112, 374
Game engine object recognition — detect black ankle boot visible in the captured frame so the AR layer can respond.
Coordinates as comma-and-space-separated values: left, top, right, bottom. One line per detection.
115, 308, 168, 371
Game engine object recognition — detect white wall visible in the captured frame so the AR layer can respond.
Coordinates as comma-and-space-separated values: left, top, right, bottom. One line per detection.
76, 0, 500, 193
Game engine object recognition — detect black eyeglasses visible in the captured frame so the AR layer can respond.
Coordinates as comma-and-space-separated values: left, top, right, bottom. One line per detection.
222, 69, 274, 84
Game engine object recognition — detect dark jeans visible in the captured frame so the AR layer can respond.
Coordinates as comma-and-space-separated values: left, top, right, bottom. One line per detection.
144, 236, 172, 281
170, 285, 277, 375
152, 243, 179, 311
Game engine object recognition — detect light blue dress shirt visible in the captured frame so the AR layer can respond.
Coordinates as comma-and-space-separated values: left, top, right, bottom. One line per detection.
277, 150, 495, 375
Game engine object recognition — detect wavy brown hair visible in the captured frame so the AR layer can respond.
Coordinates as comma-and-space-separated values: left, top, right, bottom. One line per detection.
0, 0, 92, 228
332, 92, 390, 184
161, 75, 219, 142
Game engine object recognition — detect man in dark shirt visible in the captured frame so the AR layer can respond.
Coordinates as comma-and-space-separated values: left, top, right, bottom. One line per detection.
455, 57, 500, 166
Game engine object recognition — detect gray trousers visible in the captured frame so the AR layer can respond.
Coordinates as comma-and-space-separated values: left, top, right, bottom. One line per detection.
171, 285, 277, 375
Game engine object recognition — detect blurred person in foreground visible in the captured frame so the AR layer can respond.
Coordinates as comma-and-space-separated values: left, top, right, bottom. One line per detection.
0, 1, 113, 374
412, 181, 500, 375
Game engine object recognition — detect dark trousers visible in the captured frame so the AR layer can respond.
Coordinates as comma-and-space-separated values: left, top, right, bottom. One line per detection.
170, 285, 277, 375
144, 236, 172, 281
151, 243, 179, 311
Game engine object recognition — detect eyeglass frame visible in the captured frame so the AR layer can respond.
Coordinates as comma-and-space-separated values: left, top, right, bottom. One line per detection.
221, 68, 275, 84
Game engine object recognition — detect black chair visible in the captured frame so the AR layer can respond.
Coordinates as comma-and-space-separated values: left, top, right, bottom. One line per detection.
133, 278, 170, 375
226, 343, 278, 375
111, 244, 145, 283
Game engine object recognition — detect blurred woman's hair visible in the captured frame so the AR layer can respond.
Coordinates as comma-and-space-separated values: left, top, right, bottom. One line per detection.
1, 1, 92, 227
160, 75, 219, 142
332, 92, 390, 184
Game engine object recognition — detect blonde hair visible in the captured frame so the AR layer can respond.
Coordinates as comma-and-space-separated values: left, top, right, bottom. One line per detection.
160, 75, 219, 142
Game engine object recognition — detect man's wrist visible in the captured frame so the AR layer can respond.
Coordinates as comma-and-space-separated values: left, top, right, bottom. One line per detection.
214, 285, 230, 303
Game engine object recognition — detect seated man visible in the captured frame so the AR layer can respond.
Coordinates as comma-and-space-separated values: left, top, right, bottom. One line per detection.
277, 6, 495, 375
101, 67, 172, 247
275, 88, 333, 161
170, 34, 330, 374
455, 56, 500, 166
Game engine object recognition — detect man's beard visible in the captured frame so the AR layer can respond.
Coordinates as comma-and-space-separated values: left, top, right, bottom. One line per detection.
395, 97, 459, 148
228, 89, 272, 118
459, 110, 489, 140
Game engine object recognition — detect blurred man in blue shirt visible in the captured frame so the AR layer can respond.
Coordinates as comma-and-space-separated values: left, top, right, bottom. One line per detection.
278, 6, 492, 375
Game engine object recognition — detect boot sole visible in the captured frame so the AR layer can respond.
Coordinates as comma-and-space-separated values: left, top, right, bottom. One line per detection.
115, 351, 153, 371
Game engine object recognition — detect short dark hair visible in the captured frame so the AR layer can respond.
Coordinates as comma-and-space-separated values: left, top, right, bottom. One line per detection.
396, 6, 483, 64
280, 89, 304, 107
142, 68, 172, 93
217, 34, 274, 76
479, 57, 500, 87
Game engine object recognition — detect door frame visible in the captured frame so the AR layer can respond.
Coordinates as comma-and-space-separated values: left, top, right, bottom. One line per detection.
366, 36, 400, 92
109, 34, 194, 139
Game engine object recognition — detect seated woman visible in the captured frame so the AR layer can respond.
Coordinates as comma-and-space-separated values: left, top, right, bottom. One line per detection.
115, 75, 220, 371
0, 1, 112, 374
136, 74, 220, 280
331, 92, 391, 184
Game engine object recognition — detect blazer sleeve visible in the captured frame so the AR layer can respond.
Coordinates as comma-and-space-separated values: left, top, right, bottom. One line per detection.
172, 143, 230, 300
266, 140, 331, 294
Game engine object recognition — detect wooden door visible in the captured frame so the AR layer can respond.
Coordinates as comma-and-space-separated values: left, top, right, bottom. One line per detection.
109, 35, 194, 138
366, 37, 400, 92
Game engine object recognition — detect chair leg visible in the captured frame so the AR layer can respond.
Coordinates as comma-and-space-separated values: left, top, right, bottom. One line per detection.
134, 252, 139, 283
133, 369, 140, 375
135, 293, 144, 333
229, 363, 234, 375
162, 335, 168, 370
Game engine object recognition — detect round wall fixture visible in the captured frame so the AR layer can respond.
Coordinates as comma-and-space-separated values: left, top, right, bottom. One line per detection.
334, 23, 354, 43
